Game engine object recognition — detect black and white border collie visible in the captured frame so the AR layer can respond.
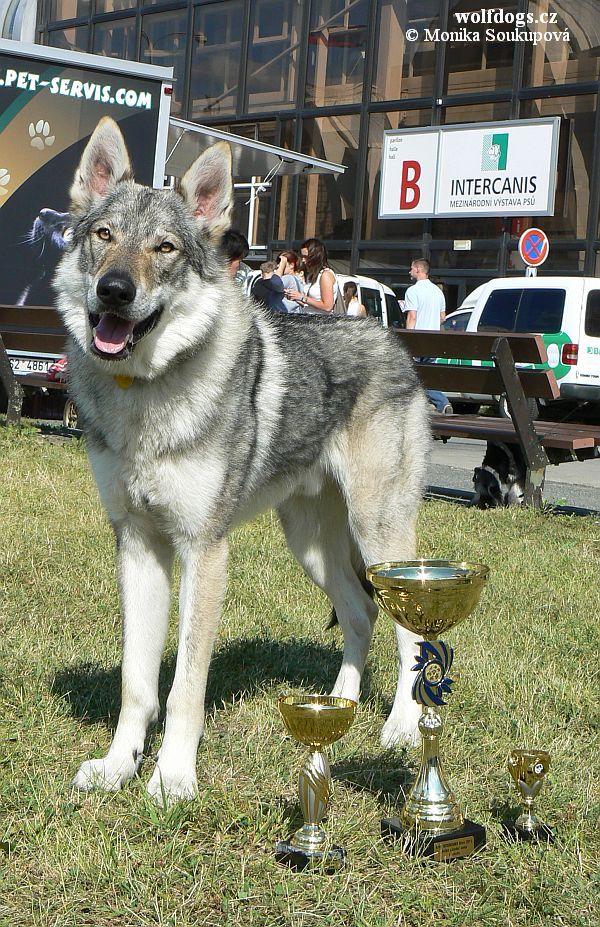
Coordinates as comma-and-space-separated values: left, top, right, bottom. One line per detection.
471, 441, 526, 508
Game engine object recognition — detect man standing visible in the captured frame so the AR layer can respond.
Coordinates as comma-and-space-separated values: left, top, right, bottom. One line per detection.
405, 258, 453, 414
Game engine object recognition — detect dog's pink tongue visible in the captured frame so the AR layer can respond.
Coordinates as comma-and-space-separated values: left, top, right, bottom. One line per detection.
93, 313, 135, 355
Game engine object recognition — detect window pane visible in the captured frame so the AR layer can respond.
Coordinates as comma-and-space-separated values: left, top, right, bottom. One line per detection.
524, 1, 600, 86
517, 289, 565, 332
49, 0, 90, 20
246, 0, 302, 112
295, 114, 361, 240
95, 0, 136, 13
373, 0, 442, 102
274, 120, 296, 240
585, 292, 600, 337
479, 288, 566, 333
362, 110, 431, 241
478, 289, 520, 331
520, 96, 596, 240
190, 1, 243, 118
47, 26, 89, 53
444, 1, 519, 94
305, 0, 369, 107
93, 19, 137, 60
141, 11, 187, 117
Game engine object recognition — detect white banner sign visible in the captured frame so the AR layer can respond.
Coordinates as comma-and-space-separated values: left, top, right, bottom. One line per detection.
379, 118, 560, 219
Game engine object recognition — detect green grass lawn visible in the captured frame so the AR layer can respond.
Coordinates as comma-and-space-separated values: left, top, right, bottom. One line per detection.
0, 428, 598, 927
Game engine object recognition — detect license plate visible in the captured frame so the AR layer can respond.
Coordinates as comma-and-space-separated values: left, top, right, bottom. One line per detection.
9, 356, 53, 376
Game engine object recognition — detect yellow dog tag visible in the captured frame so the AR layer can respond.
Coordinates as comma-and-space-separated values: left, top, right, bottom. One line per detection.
114, 375, 134, 389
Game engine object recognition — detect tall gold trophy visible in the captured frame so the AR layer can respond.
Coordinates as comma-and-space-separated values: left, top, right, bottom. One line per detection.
275, 694, 357, 870
366, 560, 489, 861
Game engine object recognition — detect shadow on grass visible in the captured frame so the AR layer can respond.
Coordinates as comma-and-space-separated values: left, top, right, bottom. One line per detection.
333, 749, 416, 802
51, 634, 372, 728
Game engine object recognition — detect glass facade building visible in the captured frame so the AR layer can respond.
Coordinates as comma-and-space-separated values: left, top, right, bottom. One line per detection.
31, 0, 600, 308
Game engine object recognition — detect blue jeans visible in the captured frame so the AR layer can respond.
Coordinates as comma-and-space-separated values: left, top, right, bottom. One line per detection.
417, 357, 450, 412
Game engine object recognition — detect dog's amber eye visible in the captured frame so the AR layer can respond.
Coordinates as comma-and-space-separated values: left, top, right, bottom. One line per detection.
157, 241, 175, 254
96, 228, 111, 241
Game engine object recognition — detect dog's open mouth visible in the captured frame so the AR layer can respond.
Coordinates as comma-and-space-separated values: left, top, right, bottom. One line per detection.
89, 308, 163, 360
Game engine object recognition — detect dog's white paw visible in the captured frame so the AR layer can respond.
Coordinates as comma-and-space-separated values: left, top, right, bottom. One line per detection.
72, 756, 136, 792
380, 714, 421, 749
146, 765, 198, 805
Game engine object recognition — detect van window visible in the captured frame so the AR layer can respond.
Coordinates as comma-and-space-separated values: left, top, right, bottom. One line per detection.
585, 291, 600, 337
361, 287, 382, 320
478, 288, 565, 333
385, 293, 405, 328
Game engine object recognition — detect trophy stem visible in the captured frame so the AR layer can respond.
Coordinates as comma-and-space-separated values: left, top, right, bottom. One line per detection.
401, 706, 464, 834
515, 796, 540, 833
291, 749, 330, 854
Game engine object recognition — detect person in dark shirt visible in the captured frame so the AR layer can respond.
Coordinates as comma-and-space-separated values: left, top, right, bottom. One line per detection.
250, 261, 287, 313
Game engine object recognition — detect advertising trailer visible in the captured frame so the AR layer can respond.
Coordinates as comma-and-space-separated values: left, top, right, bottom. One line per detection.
0, 38, 172, 313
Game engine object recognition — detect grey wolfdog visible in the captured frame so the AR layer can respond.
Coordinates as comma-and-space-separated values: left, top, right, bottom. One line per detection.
54, 117, 431, 802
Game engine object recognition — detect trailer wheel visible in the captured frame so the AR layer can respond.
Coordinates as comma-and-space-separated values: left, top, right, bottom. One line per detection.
63, 398, 78, 429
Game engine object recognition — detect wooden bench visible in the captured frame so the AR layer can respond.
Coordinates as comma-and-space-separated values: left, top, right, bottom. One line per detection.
394, 329, 600, 508
0, 304, 68, 426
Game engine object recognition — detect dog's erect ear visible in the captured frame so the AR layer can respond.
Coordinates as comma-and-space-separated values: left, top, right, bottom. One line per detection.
180, 142, 233, 241
70, 117, 132, 217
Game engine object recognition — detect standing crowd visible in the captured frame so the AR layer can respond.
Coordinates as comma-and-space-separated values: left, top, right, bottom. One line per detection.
222, 231, 451, 412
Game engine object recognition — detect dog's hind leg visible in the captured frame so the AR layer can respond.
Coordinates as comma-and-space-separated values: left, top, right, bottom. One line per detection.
146, 537, 228, 804
278, 482, 378, 706
73, 521, 173, 792
336, 396, 430, 748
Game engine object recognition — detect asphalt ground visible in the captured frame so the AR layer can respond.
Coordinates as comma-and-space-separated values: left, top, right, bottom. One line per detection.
429, 437, 600, 512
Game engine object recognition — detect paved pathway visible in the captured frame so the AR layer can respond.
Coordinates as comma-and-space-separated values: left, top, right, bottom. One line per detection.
429, 438, 599, 512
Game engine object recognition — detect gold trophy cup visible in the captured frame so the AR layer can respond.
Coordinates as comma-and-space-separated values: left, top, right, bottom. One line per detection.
366, 560, 489, 861
275, 694, 357, 870
503, 748, 554, 841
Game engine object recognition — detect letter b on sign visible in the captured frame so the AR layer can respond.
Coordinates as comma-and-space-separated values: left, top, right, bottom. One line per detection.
399, 161, 421, 210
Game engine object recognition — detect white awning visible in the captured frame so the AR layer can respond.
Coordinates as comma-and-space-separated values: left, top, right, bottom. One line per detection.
166, 117, 346, 179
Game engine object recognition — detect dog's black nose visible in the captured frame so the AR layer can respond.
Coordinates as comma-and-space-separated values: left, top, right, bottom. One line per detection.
96, 272, 136, 309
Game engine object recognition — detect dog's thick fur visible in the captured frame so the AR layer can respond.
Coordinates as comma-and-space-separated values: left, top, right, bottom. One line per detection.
471, 441, 526, 508
54, 117, 431, 802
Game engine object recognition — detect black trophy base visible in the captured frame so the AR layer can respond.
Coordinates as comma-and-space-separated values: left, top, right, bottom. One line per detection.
275, 840, 346, 872
501, 821, 555, 843
381, 817, 486, 862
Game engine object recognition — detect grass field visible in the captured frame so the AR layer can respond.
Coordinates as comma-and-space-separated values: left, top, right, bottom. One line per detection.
0, 428, 598, 927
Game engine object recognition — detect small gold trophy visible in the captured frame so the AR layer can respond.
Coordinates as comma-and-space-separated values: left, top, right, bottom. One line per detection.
366, 560, 489, 861
503, 748, 554, 842
275, 694, 357, 870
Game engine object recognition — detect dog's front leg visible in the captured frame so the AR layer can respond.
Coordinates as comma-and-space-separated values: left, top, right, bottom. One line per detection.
147, 537, 228, 804
73, 521, 173, 792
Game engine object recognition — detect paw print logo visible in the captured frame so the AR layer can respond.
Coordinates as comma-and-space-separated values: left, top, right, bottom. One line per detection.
29, 120, 56, 150
0, 168, 10, 196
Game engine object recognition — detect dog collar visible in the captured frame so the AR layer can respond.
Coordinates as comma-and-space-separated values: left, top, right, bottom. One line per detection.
114, 375, 134, 389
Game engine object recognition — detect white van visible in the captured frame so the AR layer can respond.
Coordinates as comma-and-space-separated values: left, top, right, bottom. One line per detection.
244, 270, 404, 328
441, 276, 600, 414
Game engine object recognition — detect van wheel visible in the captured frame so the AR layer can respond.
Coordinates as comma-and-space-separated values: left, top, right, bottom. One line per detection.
63, 398, 78, 429
498, 395, 539, 420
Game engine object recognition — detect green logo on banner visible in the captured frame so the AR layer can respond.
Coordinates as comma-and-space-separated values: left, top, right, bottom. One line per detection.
481, 133, 509, 171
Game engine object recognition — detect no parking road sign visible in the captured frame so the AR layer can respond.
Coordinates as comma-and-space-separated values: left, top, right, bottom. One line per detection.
518, 228, 549, 272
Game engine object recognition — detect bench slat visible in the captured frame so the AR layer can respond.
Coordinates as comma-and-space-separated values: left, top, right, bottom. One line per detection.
431, 414, 597, 450
395, 330, 548, 364
0, 333, 66, 353
0, 305, 65, 331
415, 363, 560, 400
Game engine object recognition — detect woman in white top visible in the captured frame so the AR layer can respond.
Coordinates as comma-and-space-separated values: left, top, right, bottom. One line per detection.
343, 281, 367, 318
285, 238, 338, 313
